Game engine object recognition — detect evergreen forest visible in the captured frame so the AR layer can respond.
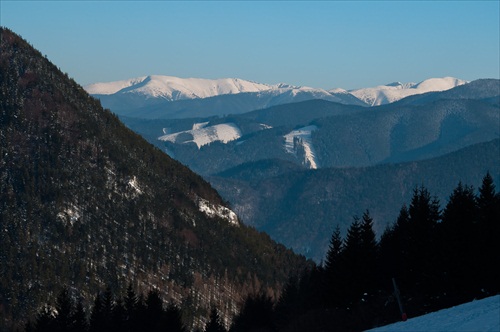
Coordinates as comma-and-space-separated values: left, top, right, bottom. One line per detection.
24, 174, 499, 331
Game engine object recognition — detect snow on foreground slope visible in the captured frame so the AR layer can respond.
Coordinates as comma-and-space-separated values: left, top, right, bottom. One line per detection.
350, 77, 468, 106
367, 295, 500, 332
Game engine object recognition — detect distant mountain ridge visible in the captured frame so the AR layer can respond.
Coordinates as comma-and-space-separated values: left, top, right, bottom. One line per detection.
349, 77, 468, 106
120, 81, 500, 176
85, 75, 471, 119
85, 75, 366, 118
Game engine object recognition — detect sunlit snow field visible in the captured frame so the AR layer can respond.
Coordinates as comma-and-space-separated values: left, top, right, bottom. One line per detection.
367, 295, 500, 332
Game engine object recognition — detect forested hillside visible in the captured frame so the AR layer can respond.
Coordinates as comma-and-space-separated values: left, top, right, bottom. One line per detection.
0, 28, 310, 330
24, 175, 500, 331
210, 139, 500, 260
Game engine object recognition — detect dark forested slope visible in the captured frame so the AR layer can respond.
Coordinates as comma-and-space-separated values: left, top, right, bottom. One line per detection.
0, 28, 310, 330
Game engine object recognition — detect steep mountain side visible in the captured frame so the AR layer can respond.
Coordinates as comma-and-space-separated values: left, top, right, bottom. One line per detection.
0, 28, 310, 330
209, 139, 500, 261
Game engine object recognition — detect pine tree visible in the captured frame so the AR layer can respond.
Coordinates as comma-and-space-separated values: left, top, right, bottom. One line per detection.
144, 289, 164, 331
71, 299, 88, 332
53, 287, 74, 332
340, 217, 363, 304
407, 186, 441, 298
323, 224, 344, 307
230, 293, 275, 332
476, 172, 500, 294
89, 293, 105, 332
324, 224, 343, 274
204, 307, 226, 332
360, 210, 379, 293
33, 305, 55, 332
441, 182, 477, 300
124, 283, 138, 330
164, 304, 186, 332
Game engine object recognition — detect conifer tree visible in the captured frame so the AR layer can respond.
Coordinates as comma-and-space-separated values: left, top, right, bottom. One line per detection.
33, 305, 55, 332
89, 293, 105, 332
144, 289, 165, 331
341, 217, 363, 304
71, 299, 88, 332
124, 283, 138, 330
360, 210, 379, 292
164, 304, 187, 332
407, 186, 441, 297
204, 307, 226, 332
53, 287, 74, 331
230, 293, 275, 332
324, 224, 343, 274
323, 224, 344, 307
476, 172, 500, 293
441, 182, 477, 300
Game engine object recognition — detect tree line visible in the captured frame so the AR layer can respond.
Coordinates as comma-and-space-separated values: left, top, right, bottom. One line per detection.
230, 172, 499, 331
24, 172, 498, 331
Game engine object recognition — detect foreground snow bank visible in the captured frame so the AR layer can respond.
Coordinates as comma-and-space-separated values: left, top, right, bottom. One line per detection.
367, 295, 500, 332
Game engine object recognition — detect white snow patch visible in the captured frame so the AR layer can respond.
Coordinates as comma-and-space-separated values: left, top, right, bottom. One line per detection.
158, 123, 242, 149
259, 123, 273, 130
57, 204, 82, 226
284, 125, 319, 169
128, 175, 142, 195
198, 198, 239, 225
367, 295, 500, 332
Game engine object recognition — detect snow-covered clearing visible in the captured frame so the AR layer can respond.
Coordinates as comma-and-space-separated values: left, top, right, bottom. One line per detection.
367, 295, 500, 332
158, 123, 241, 148
284, 125, 319, 169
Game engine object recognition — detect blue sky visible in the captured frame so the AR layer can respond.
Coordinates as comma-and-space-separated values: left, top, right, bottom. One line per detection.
1, 1, 499, 90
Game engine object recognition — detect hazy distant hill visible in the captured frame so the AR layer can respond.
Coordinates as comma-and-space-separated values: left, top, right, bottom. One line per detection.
0, 28, 309, 330
209, 139, 500, 261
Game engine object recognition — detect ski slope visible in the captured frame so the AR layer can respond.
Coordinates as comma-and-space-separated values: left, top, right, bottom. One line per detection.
367, 295, 500, 332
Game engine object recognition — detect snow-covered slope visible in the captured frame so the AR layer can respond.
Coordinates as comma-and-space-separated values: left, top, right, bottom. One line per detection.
367, 295, 500, 332
350, 77, 468, 106
284, 125, 319, 169
85, 75, 272, 100
85, 75, 363, 104
85, 75, 472, 118
85, 75, 368, 118
158, 122, 242, 148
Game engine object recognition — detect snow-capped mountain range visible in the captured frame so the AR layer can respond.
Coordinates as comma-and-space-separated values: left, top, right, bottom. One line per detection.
350, 77, 469, 106
85, 75, 272, 100
85, 75, 468, 119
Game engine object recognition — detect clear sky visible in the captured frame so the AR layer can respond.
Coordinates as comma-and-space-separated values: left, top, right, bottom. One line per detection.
1, 1, 499, 90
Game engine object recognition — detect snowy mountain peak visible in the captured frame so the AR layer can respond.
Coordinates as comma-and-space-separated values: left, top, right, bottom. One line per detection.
350, 77, 468, 106
85, 75, 272, 101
